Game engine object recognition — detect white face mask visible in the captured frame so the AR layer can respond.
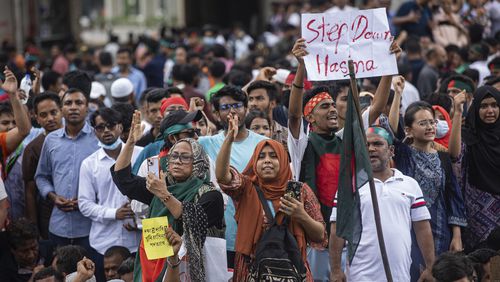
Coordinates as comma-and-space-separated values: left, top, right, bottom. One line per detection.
436, 119, 450, 138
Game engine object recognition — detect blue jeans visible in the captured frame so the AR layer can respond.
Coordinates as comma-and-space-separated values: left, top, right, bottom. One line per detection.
307, 247, 347, 281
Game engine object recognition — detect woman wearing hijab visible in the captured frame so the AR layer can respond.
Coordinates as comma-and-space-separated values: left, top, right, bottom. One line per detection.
111, 111, 224, 282
216, 113, 327, 281
449, 86, 500, 250
432, 105, 452, 149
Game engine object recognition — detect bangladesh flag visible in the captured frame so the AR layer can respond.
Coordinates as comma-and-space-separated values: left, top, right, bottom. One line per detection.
336, 88, 373, 264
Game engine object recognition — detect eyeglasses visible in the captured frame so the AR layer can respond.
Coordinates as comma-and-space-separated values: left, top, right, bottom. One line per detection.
415, 119, 438, 128
167, 152, 194, 164
94, 122, 117, 133
219, 102, 244, 112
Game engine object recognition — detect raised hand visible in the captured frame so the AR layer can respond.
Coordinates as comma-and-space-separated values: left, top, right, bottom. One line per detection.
292, 38, 309, 65
226, 113, 239, 142
76, 257, 95, 281
127, 110, 144, 145
1, 67, 18, 94
189, 97, 205, 112
389, 41, 403, 60
255, 67, 277, 82
392, 75, 405, 94
453, 90, 467, 114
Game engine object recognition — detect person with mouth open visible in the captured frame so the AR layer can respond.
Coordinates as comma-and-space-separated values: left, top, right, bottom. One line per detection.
286, 38, 400, 280
390, 100, 467, 281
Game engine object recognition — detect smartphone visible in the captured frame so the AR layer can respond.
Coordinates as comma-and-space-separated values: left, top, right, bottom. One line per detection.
146, 156, 160, 177
285, 180, 302, 201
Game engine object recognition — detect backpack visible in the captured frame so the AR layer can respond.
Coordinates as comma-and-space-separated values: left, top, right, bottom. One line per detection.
247, 185, 307, 282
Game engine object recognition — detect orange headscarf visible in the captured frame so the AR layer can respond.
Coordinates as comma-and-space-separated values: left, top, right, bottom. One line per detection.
234, 140, 307, 262
432, 105, 452, 148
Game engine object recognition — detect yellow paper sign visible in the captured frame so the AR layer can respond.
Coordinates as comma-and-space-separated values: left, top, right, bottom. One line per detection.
142, 216, 174, 260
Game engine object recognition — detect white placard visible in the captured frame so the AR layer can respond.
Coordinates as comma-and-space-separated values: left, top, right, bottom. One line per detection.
301, 8, 398, 81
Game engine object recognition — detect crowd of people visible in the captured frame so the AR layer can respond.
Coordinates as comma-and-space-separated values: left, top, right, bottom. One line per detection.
0, 0, 500, 281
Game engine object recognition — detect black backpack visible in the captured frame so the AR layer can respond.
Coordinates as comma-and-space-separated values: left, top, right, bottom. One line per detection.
248, 185, 307, 282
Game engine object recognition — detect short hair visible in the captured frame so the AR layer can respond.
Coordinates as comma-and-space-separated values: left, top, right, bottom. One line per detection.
247, 80, 279, 102
245, 110, 271, 129
90, 107, 123, 127
166, 87, 183, 97
55, 245, 87, 275
432, 252, 474, 282
104, 246, 131, 260
0, 101, 13, 117
41, 71, 61, 91
146, 88, 168, 104
117, 257, 135, 276
62, 88, 88, 104
33, 92, 61, 114
33, 266, 64, 282
111, 103, 134, 132
117, 47, 132, 56
211, 85, 248, 111
62, 71, 92, 98
424, 94, 453, 114
445, 44, 460, 55
208, 60, 226, 79
468, 248, 498, 264
98, 51, 113, 67
404, 101, 434, 127
210, 44, 227, 58
462, 68, 480, 83
225, 69, 252, 88
172, 64, 198, 85
303, 86, 333, 112
7, 218, 38, 250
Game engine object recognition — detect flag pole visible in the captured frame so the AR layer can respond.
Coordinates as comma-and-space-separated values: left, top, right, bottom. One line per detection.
347, 60, 393, 282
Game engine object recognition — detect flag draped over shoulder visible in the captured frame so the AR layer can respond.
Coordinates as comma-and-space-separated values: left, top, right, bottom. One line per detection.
336, 89, 373, 264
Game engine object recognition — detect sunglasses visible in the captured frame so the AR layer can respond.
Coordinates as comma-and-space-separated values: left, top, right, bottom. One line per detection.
94, 122, 117, 133
219, 102, 244, 112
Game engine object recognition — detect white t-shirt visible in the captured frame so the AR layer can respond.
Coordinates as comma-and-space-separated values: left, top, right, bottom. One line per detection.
0, 179, 6, 201
287, 108, 370, 179
330, 169, 431, 282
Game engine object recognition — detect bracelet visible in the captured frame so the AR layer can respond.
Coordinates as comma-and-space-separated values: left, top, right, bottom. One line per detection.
167, 256, 181, 268
161, 193, 172, 204
292, 83, 304, 89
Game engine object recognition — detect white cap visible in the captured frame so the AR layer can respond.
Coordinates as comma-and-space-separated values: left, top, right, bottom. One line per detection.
90, 81, 106, 99
111, 78, 134, 98
272, 69, 291, 84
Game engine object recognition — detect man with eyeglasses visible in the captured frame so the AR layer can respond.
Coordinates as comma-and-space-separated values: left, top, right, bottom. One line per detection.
198, 85, 268, 269
35, 88, 99, 255
78, 107, 142, 281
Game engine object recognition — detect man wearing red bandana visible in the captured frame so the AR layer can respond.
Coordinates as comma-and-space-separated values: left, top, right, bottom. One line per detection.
287, 38, 400, 280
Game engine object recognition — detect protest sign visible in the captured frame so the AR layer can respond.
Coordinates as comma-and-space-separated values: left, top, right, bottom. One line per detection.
142, 216, 174, 260
301, 8, 398, 81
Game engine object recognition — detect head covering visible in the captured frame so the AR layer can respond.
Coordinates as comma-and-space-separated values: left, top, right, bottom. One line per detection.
160, 97, 189, 115
303, 92, 331, 116
462, 86, 500, 195
235, 140, 307, 264
272, 69, 291, 84
285, 73, 313, 90
111, 78, 133, 98
90, 81, 106, 99
366, 126, 393, 145
447, 79, 473, 94
137, 138, 213, 282
432, 106, 452, 148
157, 110, 202, 141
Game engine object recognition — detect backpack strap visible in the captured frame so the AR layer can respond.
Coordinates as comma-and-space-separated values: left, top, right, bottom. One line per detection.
254, 185, 275, 224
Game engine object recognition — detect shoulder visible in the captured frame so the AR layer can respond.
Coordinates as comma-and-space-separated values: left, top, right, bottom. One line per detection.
392, 169, 420, 188
248, 130, 268, 142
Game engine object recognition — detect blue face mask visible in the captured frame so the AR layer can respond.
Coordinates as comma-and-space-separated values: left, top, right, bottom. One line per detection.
436, 119, 450, 138
98, 138, 122, 150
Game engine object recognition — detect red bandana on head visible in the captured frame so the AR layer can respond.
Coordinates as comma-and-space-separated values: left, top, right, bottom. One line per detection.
303, 92, 331, 117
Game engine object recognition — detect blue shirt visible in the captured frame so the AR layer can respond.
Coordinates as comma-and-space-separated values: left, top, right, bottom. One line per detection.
395, 1, 432, 37
35, 122, 100, 238
199, 130, 268, 251
112, 66, 147, 104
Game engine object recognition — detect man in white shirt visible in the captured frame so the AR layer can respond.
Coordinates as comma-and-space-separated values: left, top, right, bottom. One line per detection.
329, 127, 435, 282
78, 107, 142, 281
